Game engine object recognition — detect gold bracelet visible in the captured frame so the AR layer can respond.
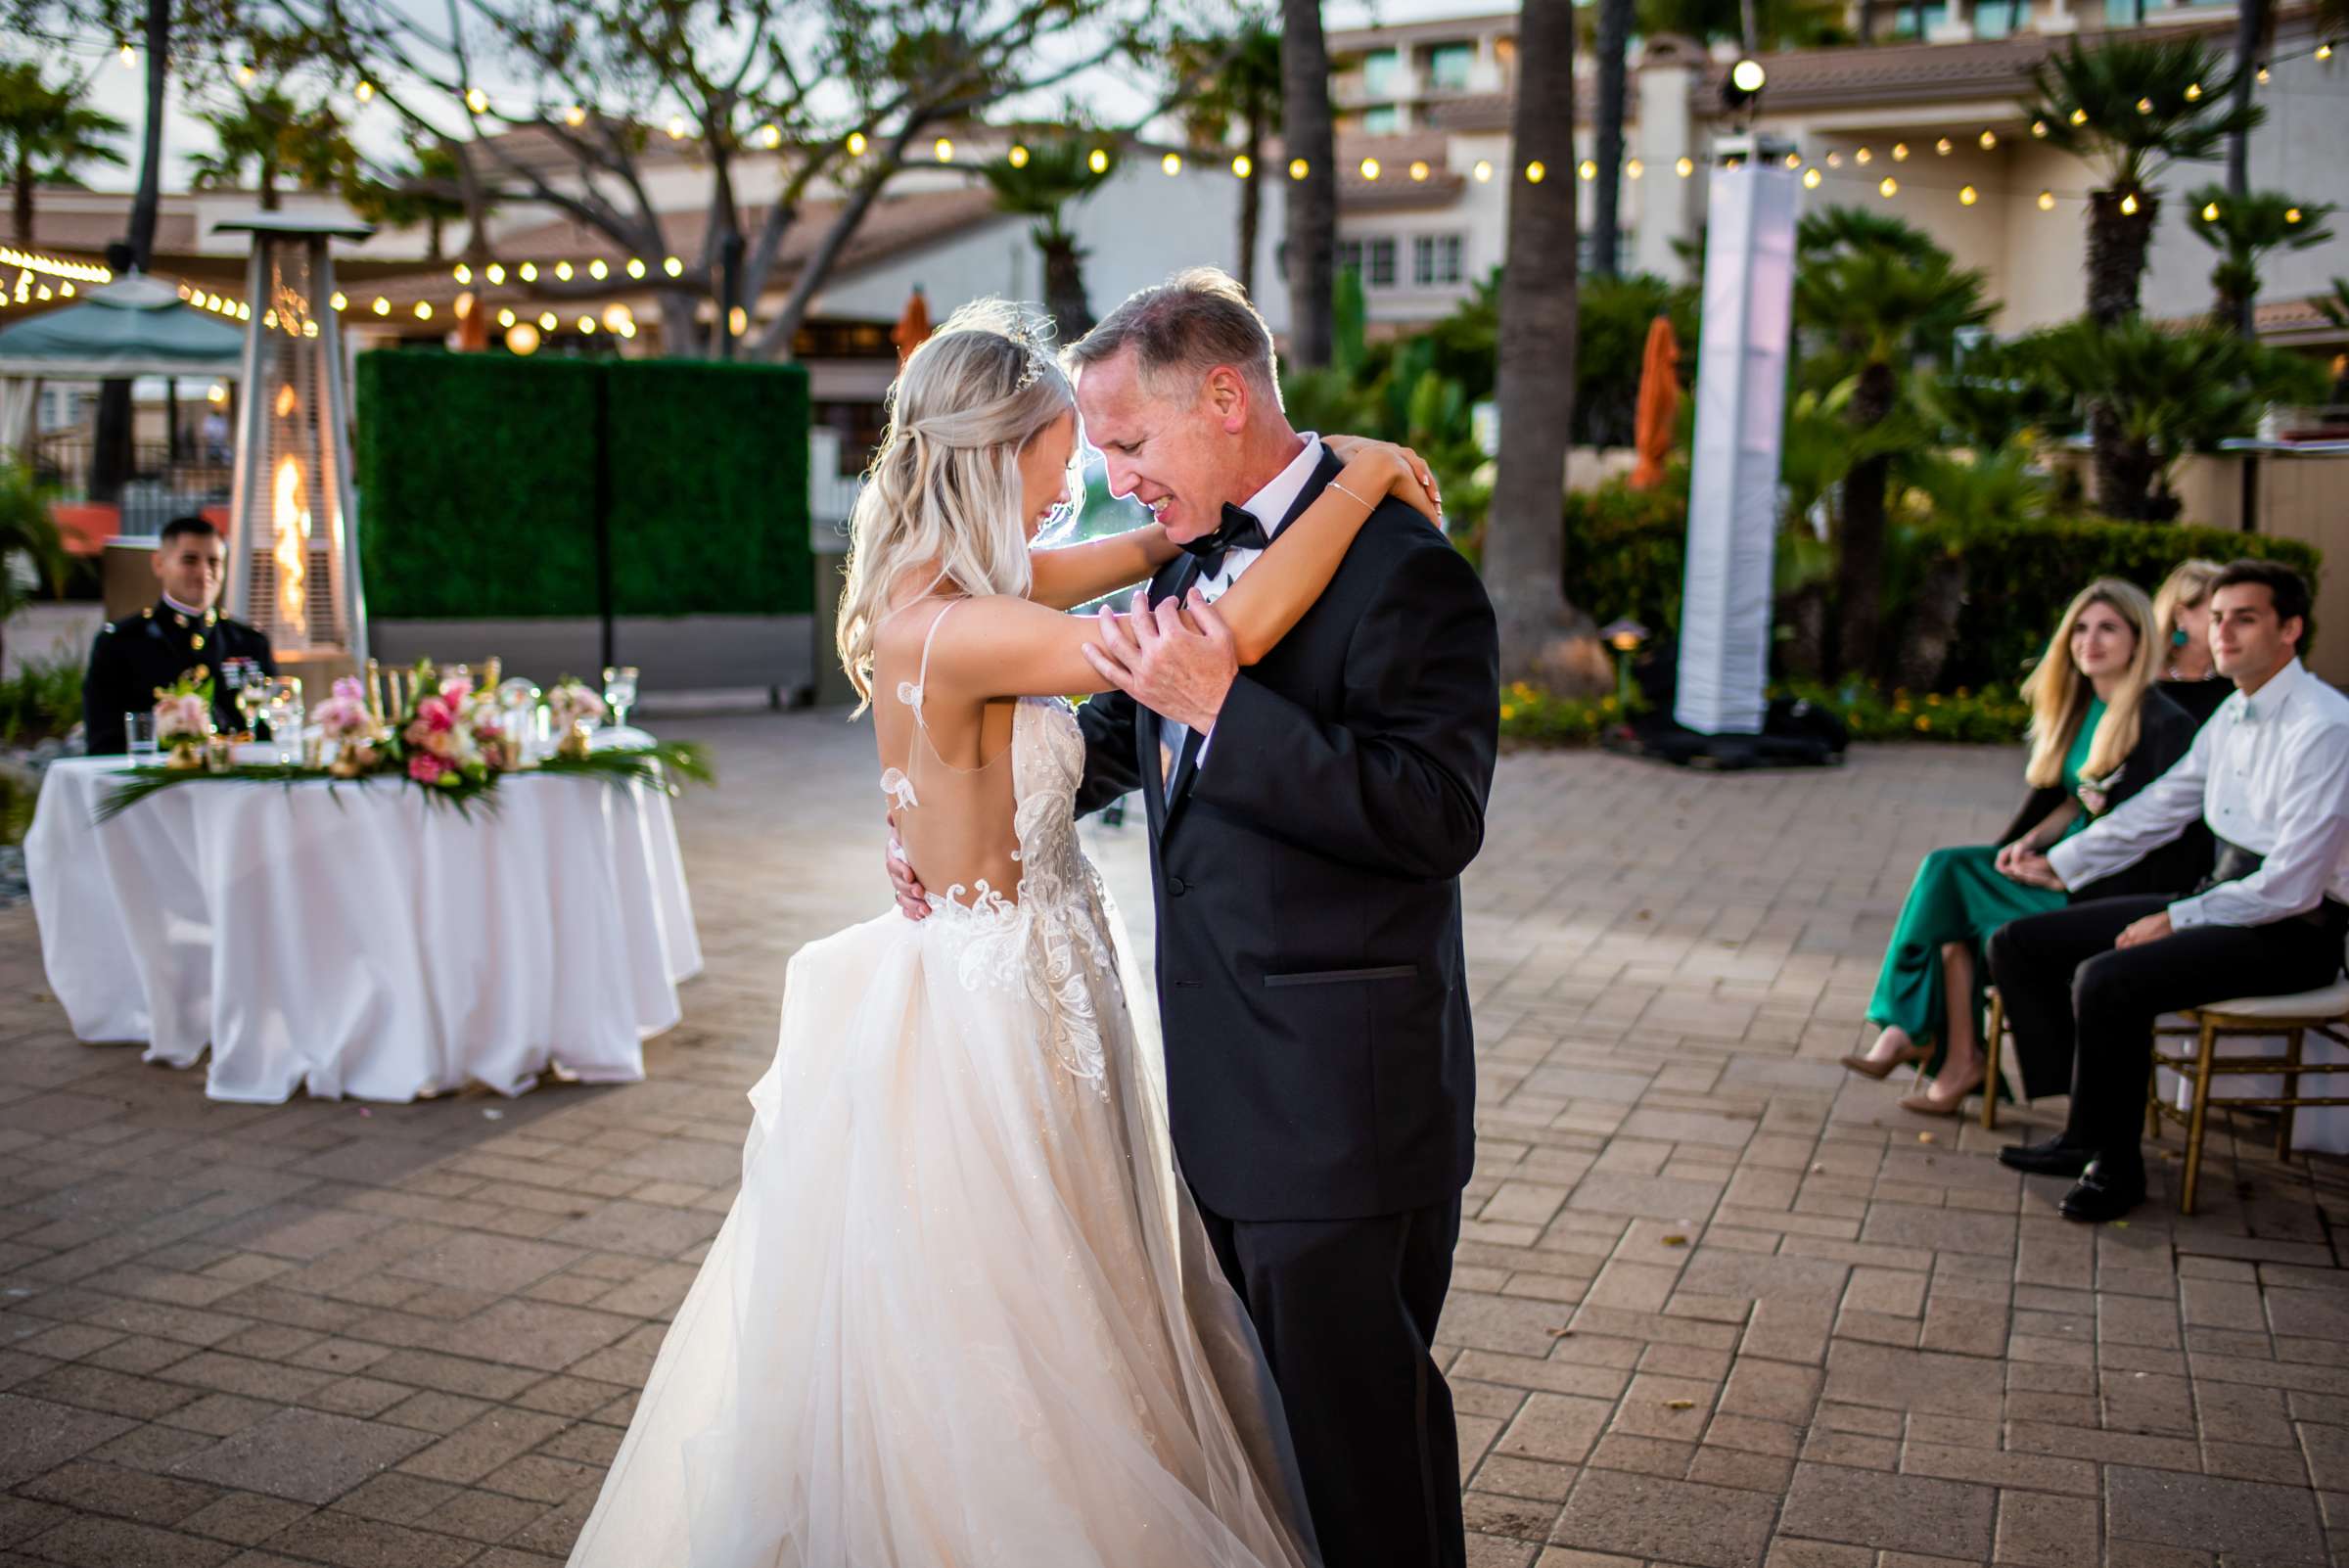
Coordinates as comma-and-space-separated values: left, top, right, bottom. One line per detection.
1326, 479, 1373, 510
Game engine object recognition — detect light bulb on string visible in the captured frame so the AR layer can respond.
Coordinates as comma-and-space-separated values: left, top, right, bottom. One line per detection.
1578, 159, 1597, 180
1627, 158, 1644, 178
2070, 108, 2088, 124
579, 316, 595, 334
2317, 42, 2333, 61
2286, 207, 2303, 222
453, 263, 472, 284
666, 115, 686, 140
934, 137, 953, 161
2038, 189, 2056, 210
498, 308, 516, 328
1784, 152, 1802, 168
2186, 82, 2202, 100
1892, 142, 1909, 161
1473, 160, 1493, 181
414, 301, 432, 319
1826, 151, 1842, 167
1008, 144, 1030, 168
539, 312, 557, 331
627, 258, 646, 278
1360, 157, 1381, 179
1409, 160, 1430, 181
1088, 147, 1110, 174
2257, 64, 2271, 83
1978, 128, 1998, 149
759, 123, 781, 149
1232, 154, 1252, 178
664, 255, 683, 277
1802, 166, 1821, 189
847, 131, 867, 157
1935, 137, 1953, 155
1856, 146, 1872, 164
554, 260, 573, 281
2202, 200, 2221, 220
1675, 156, 1694, 177
355, 80, 375, 102
465, 86, 488, 115
372, 297, 390, 315
1879, 176, 1898, 197
2138, 97, 2153, 113
2119, 191, 2140, 214
1959, 185, 1978, 206
118, 42, 135, 68
1289, 158, 1309, 180
1162, 152, 1181, 175
563, 104, 585, 126
1525, 160, 1545, 183
490, 263, 510, 284
329, 291, 346, 311
588, 258, 608, 279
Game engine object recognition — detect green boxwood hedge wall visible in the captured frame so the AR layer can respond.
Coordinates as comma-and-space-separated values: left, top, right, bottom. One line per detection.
354, 351, 813, 620
1562, 486, 2324, 693
604, 359, 811, 617
355, 352, 604, 618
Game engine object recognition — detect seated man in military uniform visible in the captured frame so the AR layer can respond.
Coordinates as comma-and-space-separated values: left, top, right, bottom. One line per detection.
82, 516, 276, 753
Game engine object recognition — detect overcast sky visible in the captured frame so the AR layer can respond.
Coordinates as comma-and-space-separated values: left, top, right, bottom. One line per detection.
47, 0, 1510, 197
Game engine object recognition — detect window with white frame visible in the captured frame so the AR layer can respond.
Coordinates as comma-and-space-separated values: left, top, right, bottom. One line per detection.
1412, 234, 1464, 286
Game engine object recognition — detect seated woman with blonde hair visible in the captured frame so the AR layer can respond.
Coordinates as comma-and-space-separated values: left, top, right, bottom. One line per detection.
1841, 578, 2204, 1115
2151, 558, 2230, 726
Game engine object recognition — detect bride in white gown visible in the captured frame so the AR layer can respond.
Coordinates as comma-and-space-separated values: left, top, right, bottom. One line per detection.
565, 301, 1440, 1568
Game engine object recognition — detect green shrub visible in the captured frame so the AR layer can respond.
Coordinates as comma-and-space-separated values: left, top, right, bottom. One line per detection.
1560, 479, 2324, 692
0, 645, 83, 745
605, 360, 812, 615
1499, 678, 1643, 744
354, 351, 814, 620
1773, 680, 2033, 743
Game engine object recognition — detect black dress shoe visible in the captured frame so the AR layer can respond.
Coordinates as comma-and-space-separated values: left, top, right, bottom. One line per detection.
2058, 1158, 2146, 1223
1998, 1135, 2095, 1177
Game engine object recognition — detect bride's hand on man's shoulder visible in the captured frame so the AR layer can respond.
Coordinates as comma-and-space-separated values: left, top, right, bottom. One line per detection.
1325, 436, 1443, 531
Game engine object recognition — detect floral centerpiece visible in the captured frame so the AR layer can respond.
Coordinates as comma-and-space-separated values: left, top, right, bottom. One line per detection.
151, 673, 214, 769
98, 657, 711, 822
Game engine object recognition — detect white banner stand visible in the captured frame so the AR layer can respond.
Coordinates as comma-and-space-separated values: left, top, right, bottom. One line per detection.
1674, 150, 1799, 740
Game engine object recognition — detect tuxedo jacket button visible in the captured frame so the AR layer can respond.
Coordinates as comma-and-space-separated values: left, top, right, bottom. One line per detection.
1169, 876, 1188, 897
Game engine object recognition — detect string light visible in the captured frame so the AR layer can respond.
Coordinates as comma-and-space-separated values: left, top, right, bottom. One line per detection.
2318, 42, 2333, 61
329, 291, 346, 310
1936, 137, 1953, 155
1162, 152, 1181, 175
2039, 190, 2056, 210
1524, 160, 1545, 183
563, 104, 585, 126
465, 86, 488, 115
2032, 119, 2049, 137
603, 302, 632, 332
538, 312, 557, 331
1578, 159, 1597, 180
2137, 97, 2154, 113
588, 258, 608, 279
2186, 82, 2203, 101
1826, 151, 1843, 167
1289, 158, 1309, 179
1472, 160, 1493, 181
453, 263, 472, 284
1626, 159, 1643, 178
2120, 191, 2140, 214
1232, 154, 1252, 178
1802, 166, 1822, 189
235, 63, 255, 85
490, 262, 510, 284
1360, 157, 1381, 179
627, 258, 647, 278
1856, 147, 1873, 164
1783, 152, 1802, 168
1009, 144, 1030, 168
666, 115, 686, 139
506, 322, 539, 355
663, 255, 683, 277
847, 131, 868, 157
498, 308, 516, 327
118, 42, 135, 67
2070, 107, 2089, 123
759, 123, 782, 149
414, 301, 432, 319
1088, 147, 1110, 174
934, 137, 953, 162
2202, 200, 2221, 220
1892, 142, 1910, 161
1409, 160, 1430, 181
372, 297, 390, 315
554, 260, 574, 281
0, 248, 111, 283
2257, 64, 2271, 83
728, 305, 747, 336
355, 80, 375, 102
579, 315, 596, 333
1959, 184, 1978, 205
2286, 206, 2304, 222
1879, 176, 1898, 197
1675, 156, 1694, 177
1978, 129, 1998, 149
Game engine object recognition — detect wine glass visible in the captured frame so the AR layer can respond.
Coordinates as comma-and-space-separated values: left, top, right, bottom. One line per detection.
225, 659, 265, 737
262, 676, 304, 763
602, 665, 638, 730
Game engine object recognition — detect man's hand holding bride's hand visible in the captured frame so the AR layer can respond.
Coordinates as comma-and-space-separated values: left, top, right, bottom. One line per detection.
1322, 436, 1443, 529
1083, 590, 1238, 733
886, 829, 930, 921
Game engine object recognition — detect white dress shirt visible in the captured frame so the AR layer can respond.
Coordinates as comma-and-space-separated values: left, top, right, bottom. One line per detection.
1160, 433, 1325, 777
2049, 659, 2349, 928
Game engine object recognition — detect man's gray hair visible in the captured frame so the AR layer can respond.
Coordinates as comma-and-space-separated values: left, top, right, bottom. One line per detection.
1064, 267, 1283, 407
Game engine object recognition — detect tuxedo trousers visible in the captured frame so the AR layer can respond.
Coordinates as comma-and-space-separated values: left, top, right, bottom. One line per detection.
1987, 895, 2349, 1160
1196, 1191, 1466, 1568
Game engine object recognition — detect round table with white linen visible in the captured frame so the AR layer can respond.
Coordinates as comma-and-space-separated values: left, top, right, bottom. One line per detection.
24, 743, 702, 1103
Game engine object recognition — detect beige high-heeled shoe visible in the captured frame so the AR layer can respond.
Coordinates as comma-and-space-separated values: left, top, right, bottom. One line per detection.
1899, 1067, 1986, 1117
1840, 1042, 1931, 1081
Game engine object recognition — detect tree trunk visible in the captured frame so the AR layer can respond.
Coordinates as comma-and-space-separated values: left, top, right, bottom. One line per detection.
1281, 0, 1337, 367
2085, 189, 2156, 327
1040, 234, 1094, 345
11, 161, 30, 248
2096, 436, 2167, 520
659, 290, 703, 357
1590, 0, 1633, 280
1859, 0, 1878, 41
260, 162, 281, 211
96, 0, 171, 507
1779, 581, 1827, 679
1895, 552, 1965, 692
427, 213, 445, 262
1236, 117, 1263, 299
1833, 359, 1897, 680
2223, 0, 2270, 335
1485, 0, 1600, 690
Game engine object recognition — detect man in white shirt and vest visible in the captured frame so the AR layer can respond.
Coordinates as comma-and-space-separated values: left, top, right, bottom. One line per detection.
1988, 560, 2349, 1221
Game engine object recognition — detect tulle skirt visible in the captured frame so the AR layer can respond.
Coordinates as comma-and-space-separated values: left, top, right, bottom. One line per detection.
565, 892, 1317, 1568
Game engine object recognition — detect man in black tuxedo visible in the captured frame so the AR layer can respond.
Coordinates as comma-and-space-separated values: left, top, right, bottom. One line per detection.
83, 515, 275, 753
980, 268, 1497, 1566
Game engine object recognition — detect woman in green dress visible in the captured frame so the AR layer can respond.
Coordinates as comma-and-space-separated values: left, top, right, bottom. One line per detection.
1843, 578, 2203, 1116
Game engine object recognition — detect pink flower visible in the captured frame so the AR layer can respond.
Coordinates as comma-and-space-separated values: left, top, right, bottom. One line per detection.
332, 675, 366, 704
438, 676, 474, 708
407, 753, 445, 783
417, 696, 457, 733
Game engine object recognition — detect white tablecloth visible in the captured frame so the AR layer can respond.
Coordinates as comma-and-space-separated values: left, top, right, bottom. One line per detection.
24, 749, 702, 1103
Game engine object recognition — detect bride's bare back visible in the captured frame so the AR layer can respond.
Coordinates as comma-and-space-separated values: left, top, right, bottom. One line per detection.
874, 597, 1028, 909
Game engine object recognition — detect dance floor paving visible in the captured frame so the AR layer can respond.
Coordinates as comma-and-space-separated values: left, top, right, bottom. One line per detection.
2, 711, 2344, 1568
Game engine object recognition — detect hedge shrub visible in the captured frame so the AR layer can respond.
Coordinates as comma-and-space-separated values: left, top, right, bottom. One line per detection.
355, 351, 813, 620
355, 352, 603, 619
605, 359, 812, 616
1562, 484, 2325, 693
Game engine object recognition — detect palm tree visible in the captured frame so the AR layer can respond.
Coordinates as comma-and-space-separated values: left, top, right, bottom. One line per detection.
0, 461, 68, 674
1281, 0, 1338, 368
980, 141, 1119, 344
2022, 37, 2260, 327
188, 85, 355, 210
2185, 186, 2336, 335
1589, 0, 1635, 279
1485, 0, 1597, 689
0, 61, 125, 247
1793, 208, 1990, 679
2019, 318, 2326, 520
1168, 19, 1282, 297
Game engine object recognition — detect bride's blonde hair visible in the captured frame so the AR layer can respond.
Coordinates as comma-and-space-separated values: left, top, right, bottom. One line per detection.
835, 300, 1074, 708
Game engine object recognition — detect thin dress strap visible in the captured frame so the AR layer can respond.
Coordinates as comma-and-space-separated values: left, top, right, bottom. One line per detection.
895, 598, 961, 730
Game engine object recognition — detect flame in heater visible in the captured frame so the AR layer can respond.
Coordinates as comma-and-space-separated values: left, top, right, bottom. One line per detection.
272, 454, 310, 640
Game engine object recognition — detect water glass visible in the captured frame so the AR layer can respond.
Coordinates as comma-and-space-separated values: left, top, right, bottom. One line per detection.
125, 713, 158, 760
602, 666, 638, 729
262, 677, 304, 763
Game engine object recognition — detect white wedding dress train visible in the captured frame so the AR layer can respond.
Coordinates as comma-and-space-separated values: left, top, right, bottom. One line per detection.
566, 692, 1316, 1568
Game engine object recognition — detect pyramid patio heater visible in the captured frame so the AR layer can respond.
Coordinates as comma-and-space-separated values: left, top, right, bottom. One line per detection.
218, 212, 375, 687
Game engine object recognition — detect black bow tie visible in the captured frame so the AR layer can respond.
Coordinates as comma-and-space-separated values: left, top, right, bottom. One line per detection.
1176, 504, 1270, 576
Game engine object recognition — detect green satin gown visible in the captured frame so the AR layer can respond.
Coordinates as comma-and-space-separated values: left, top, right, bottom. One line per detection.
1867, 700, 2103, 1078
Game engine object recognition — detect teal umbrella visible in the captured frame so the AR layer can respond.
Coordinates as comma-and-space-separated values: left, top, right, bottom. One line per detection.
0, 273, 243, 449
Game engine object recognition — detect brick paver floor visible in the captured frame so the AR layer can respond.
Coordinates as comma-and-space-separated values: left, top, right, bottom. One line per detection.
3, 713, 2344, 1568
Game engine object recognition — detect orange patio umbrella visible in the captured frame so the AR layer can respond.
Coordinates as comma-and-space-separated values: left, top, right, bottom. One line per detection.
891, 285, 933, 366
1629, 313, 1681, 490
